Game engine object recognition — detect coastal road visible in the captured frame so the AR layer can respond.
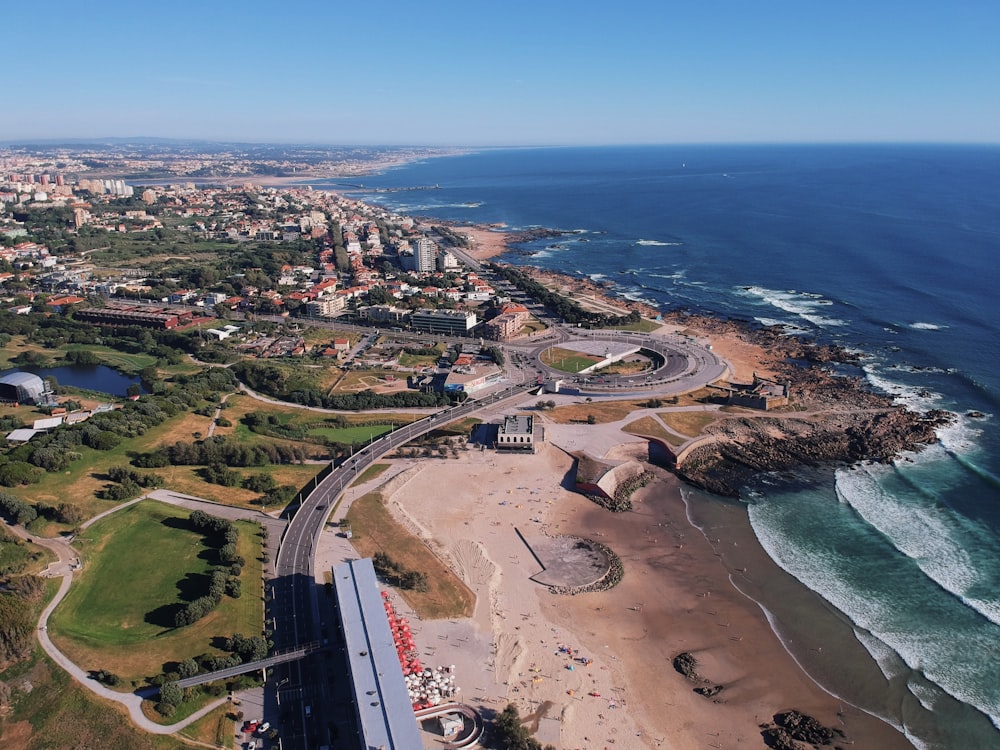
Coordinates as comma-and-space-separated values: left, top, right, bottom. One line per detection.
268, 328, 725, 749
270, 381, 537, 749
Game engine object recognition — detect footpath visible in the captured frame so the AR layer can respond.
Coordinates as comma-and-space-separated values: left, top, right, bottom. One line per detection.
5, 491, 283, 740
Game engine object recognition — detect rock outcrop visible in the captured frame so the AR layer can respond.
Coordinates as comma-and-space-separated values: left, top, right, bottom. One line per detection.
662, 311, 955, 497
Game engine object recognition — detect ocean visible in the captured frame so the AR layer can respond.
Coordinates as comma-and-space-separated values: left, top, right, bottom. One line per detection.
316, 144, 1000, 749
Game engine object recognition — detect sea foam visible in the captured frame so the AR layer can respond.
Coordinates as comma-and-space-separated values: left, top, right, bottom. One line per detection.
749, 493, 1000, 736
835, 461, 1000, 628
738, 286, 846, 328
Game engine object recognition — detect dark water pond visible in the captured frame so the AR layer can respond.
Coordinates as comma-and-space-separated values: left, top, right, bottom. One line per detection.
5, 364, 145, 397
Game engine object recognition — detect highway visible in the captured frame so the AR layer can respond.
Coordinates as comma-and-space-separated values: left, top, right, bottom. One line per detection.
269, 381, 536, 749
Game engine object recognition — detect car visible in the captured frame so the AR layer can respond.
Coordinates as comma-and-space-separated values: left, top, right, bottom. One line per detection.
258, 722, 270, 733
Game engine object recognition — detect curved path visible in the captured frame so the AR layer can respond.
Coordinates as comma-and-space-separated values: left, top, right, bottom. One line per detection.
10, 492, 281, 737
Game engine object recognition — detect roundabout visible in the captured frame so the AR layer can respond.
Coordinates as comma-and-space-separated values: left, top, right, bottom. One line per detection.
509, 325, 729, 393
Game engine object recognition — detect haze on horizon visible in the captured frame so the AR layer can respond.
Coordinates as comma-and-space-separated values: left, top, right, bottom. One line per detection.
5, 0, 998, 146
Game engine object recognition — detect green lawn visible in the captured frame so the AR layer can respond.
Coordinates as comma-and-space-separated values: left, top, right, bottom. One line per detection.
306, 424, 395, 442
540, 346, 602, 374
64, 345, 158, 373
612, 318, 662, 333
48, 499, 262, 682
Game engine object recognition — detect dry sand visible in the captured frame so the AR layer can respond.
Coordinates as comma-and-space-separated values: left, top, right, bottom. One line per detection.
445, 224, 514, 261
333, 430, 911, 750
312, 318, 914, 749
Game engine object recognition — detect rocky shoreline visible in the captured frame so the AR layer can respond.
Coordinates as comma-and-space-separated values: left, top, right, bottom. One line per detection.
489, 236, 954, 499
661, 310, 954, 497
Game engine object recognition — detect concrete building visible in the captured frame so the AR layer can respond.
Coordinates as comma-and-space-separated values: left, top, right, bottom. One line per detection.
306, 295, 347, 318
496, 414, 535, 452
410, 308, 476, 336
414, 237, 437, 273
332, 558, 423, 750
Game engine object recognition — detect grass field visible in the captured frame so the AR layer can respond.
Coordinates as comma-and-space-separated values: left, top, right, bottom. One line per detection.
48, 500, 263, 683
540, 346, 602, 374
332, 368, 407, 393
16, 410, 218, 524
397, 345, 442, 369
345, 492, 474, 620
613, 318, 662, 333
545, 399, 651, 425
178, 703, 235, 747
349, 463, 391, 488
64, 345, 158, 373
622, 416, 684, 446
307, 424, 394, 443
1, 653, 179, 750
657, 410, 719, 438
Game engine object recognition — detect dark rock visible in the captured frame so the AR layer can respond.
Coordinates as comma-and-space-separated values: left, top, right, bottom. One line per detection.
672, 652, 700, 681
775, 710, 836, 745
694, 684, 724, 698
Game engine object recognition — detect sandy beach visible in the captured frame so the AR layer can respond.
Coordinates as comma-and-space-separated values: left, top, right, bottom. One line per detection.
318, 395, 914, 749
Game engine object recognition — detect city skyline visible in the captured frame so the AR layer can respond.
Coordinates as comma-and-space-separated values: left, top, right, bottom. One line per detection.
4, 0, 999, 146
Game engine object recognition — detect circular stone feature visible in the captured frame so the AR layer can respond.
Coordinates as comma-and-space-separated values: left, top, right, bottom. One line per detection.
527, 535, 611, 589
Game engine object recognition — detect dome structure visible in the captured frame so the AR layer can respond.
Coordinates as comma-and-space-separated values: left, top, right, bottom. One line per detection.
0, 372, 46, 404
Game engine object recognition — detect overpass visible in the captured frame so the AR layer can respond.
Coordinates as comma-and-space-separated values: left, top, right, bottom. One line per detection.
172, 642, 320, 690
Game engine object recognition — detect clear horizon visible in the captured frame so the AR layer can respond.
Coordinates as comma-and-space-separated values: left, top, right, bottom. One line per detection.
4, 1, 998, 145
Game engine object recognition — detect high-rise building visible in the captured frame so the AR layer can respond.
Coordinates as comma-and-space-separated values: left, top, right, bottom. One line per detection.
414, 237, 437, 273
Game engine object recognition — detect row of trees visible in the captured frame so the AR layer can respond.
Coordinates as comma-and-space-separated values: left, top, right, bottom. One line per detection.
489, 264, 641, 328
234, 360, 451, 410
372, 551, 428, 592
173, 512, 245, 627
149, 435, 310, 468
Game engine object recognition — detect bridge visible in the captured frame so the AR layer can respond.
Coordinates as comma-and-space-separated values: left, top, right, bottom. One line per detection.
171, 642, 321, 690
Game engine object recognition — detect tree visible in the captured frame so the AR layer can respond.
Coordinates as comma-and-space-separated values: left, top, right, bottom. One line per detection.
159, 681, 183, 708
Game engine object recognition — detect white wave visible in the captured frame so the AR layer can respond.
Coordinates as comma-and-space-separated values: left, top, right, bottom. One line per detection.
754, 317, 811, 334
738, 285, 846, 328
838, 462, 1000, 631
853, 628, 909, 680
727, 561, 930, 749
749, 499, 1000, 733
619, 289, 660, 306
862, 363, 944, 411
910, 322, 948, 331
935, 414, 984, 456
647, 270, 687, 280
588, 273, 608, 281
635, 239, 683, 246
889, 364, 949, 375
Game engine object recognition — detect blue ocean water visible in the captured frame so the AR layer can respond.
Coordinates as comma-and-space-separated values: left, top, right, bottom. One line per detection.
322, 144, 1000, 748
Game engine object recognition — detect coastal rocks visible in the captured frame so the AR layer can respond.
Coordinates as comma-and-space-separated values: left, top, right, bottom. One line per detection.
672, 652, 726, 701
677, 408, 952, 498
507, 228, 570, 245
672, 652, 701, 681
660, 310, 958, 497
760, 710, 840, 748
693, 684, 725, 698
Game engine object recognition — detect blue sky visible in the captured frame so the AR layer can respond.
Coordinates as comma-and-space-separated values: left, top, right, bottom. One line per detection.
4, 0, 998, 145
